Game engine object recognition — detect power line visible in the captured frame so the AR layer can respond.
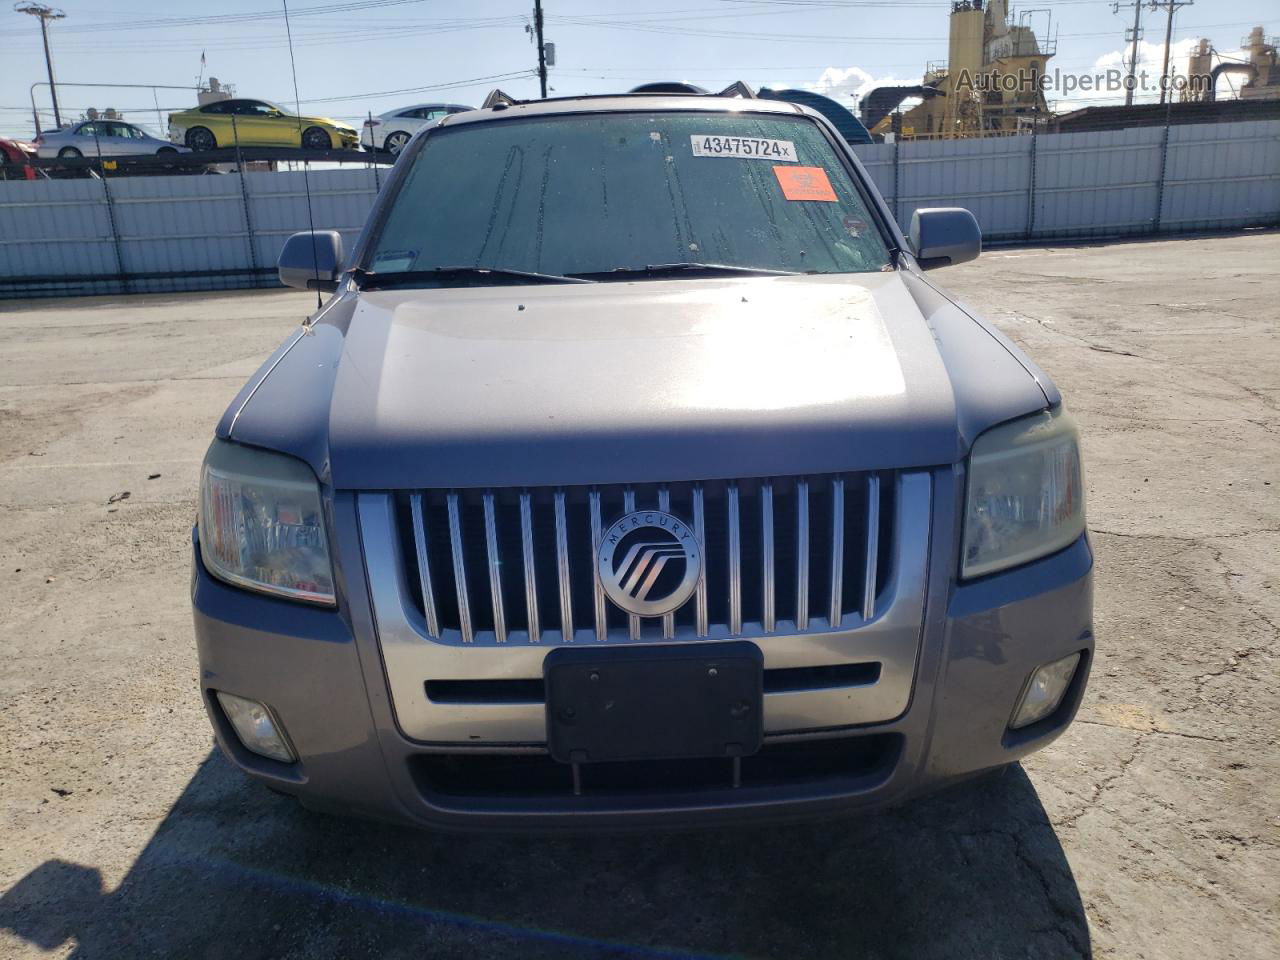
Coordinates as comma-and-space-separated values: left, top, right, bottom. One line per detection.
35, 20, 525, 55
290, 70, 538, 104
14, 0, 437, 35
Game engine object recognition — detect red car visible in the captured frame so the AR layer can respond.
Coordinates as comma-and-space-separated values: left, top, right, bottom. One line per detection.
0, 137, 37, 180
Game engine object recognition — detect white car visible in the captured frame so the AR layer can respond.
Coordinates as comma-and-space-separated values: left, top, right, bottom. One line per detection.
361, 103, 472, 154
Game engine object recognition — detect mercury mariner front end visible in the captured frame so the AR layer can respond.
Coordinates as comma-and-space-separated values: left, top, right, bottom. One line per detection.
190, 92, 1092, 830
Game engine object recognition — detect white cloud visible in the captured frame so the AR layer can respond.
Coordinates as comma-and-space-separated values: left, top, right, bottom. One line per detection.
803, 66, 908, 109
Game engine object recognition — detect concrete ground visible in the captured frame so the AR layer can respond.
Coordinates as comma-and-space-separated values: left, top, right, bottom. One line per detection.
1, 231, 1276, 959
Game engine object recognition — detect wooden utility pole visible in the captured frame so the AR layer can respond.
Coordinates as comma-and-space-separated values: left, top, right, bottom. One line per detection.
1112, 1, 1145, 107
534, 0, 548, 99
16, 2, 66, 130
1151, 0, 1194, 106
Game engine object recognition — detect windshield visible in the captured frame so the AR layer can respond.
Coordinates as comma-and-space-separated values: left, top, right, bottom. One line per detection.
367, 112, 892, 282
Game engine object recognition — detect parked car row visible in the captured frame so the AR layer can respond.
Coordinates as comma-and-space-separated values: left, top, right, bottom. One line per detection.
20, 100, 476, 163
164, 98, 473, 154
167, 98, 361, 152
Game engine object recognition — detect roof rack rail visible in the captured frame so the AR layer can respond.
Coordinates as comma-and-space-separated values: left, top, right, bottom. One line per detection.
716, 81, 757, 99
482, 88, 521, 109
479, 82, 760, 110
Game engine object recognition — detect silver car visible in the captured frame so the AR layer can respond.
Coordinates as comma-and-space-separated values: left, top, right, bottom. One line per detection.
35, 120, 189, 159
193, 89, 1093, 830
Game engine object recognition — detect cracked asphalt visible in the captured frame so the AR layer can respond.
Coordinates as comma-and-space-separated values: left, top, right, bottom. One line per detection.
1, 231, 1277, 959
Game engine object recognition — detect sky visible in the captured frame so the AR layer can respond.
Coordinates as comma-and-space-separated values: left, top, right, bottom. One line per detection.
2, 0, 1277, 139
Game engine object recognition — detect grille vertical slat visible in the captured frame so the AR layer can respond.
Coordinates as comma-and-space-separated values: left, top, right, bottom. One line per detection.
483, 493, 507, 644
658, 486, 675, 639
622, 488, 641, 640
447, 493, 473, 644
796, 480, 810, 631
761, 482, 775, 633
520, 492, 540, 643
862, 475, 881, 621
728, 483, 742, 636
554, 491, 573, 641
828, 478, 845, 628
589, 489, 607, 642
398, 472, 897, 644
693, 484, 709, 637
409, 493, 440, 638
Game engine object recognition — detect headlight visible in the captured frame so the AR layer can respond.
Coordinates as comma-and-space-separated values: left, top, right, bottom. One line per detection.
962, 407, 1085, 579
198, 440, 335, 605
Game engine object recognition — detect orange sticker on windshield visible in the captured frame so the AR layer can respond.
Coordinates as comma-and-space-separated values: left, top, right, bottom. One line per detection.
773, 165, 837, 202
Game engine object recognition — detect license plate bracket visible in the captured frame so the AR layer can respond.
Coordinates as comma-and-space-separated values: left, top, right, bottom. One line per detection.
544, 642, 764, 765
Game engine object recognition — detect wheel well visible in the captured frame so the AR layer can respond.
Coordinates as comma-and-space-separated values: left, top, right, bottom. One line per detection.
186, 126, 215, 148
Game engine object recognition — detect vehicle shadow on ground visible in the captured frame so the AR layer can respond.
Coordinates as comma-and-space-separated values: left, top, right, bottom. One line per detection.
1, 750, 1090, 959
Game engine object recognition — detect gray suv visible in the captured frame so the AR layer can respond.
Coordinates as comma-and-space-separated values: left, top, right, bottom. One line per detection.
191, 89, 1092, 829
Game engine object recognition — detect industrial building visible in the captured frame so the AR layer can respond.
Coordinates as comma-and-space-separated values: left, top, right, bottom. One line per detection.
862, 0, 1053, 140
1054, 25, 1280, 133
1184, 27, 1279, 103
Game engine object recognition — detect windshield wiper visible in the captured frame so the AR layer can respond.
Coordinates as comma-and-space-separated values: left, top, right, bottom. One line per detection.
352, 265, 594, 289
570, 262, 803, 280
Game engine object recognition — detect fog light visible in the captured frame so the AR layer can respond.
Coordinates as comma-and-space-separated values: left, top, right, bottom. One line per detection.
216, 692, 296, 763
1010, 653, 1081, 730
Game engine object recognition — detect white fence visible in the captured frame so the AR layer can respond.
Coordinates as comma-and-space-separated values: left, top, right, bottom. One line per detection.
2, 119, 1277, 299
855, 119, 1280, 242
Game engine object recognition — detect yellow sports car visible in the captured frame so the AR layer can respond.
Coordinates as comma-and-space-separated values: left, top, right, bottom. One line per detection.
168, 98, 360, 151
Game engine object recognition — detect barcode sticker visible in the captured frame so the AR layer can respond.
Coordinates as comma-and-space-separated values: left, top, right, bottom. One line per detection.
690, 135, 797, 161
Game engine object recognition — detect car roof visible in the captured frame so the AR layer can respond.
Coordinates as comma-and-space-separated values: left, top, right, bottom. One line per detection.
437, 94, 812, 130
381, 103, 471, 116
198, 98, 288, 112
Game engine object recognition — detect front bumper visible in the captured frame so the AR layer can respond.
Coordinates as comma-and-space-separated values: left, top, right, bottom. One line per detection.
192, 477, 1094, 831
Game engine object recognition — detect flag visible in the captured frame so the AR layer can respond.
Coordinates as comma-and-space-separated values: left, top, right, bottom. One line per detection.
200, 50, 206, 66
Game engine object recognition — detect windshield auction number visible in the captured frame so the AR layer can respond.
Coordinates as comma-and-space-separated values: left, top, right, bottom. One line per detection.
690, 135, 797, 162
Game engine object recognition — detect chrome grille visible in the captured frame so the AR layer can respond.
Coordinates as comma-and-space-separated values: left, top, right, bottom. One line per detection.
394, 475, 896, 645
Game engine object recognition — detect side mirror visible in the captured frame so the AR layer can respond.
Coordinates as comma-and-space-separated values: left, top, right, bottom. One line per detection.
278, 230, 343, 291
909, 208, 981, 270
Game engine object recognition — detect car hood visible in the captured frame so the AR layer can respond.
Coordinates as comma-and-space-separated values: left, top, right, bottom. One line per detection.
302, 115, 354, 131
221, 272, 1052, 489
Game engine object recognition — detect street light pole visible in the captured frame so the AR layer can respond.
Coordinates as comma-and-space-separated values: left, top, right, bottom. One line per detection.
15, 2, 67, 130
